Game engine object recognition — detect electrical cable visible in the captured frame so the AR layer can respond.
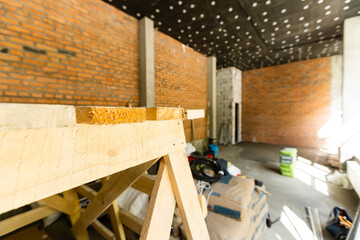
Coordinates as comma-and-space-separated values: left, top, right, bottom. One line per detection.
190, 157, 224, 183
196, 180, 213, 205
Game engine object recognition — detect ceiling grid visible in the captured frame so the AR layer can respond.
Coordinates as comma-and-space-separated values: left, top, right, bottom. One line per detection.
103, 0, 360, 70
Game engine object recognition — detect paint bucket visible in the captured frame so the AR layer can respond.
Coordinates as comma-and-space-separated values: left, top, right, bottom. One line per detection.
209, 144, 218, 156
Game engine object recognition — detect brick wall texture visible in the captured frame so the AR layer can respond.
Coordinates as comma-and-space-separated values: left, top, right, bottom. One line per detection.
154, 31, 207, 142
0, 0, 207, 141
242, 57, 331, 148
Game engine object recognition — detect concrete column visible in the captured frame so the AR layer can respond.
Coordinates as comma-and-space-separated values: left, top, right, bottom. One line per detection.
207, 56, 217, 143
139, 17, 155, 107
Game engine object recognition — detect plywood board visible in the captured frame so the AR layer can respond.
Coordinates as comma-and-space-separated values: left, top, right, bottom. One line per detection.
0, 120, 185, 214
0, 103, 75, 130
76, 107, 146, 124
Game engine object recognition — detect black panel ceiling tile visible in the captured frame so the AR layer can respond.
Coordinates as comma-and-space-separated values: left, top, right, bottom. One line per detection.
103, 0, 360, 71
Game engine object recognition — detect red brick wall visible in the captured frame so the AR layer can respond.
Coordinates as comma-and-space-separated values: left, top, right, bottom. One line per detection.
0, 0, 139, 106
0, 0, 208, 141
242, 57, 331, 148
154, 31, 207, 142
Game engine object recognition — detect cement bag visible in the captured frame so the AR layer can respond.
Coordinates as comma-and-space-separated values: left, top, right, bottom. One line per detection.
251, 187, 267, 211
206, 211, 252, 240
205, 175, 255, 221
246, 203, 268, 240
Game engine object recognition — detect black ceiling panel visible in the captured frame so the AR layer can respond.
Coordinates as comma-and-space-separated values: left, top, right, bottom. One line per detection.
103, 0, 360, 71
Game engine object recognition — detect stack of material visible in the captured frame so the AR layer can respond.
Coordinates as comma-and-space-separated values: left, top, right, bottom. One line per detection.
280, 148, 298, 177
205, 176, 268, 240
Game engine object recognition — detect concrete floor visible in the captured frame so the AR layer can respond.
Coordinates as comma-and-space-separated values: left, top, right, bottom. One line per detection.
217, 142, 359, 240
42, 142, 358, 240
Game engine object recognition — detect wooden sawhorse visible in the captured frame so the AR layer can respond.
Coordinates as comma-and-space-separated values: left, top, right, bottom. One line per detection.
0, 104, 209, 240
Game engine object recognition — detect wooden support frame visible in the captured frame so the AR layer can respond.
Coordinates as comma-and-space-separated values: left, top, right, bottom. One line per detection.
0, 104, 209, 239
101, 177, 126, 240
39, 194, 76, 216
0, 206, 56, 236
71, 160, 158, 236
140, 160, 176, 239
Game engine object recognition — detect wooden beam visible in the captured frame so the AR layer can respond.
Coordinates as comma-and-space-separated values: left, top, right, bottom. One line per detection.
75, 107, 146, 124
184, 109, 205, 120
0, 103, 75, 130
119, 209, 144, 235
131, 174, 156, 195
164, 151, 210, 240
191, 120, 196, 140
39, 194, 76, 216
101, 177, 126, 240
0, 206, 56, 236
91, 220, 115, 240
198, 195, 208, 218
76, 185, 97, 201
0, 119, 185, 214
63, 190, 89, 240
107, 203, 126, 240
140, 160, 176, 240
71, 159, 157, 237
76, 184, 144, 235
146, 107, 183, 120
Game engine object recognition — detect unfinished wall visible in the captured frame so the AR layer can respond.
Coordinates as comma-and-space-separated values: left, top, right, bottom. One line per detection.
0, 0, 208, 142
0, 0, 139, 106
154, 31, 207, 142
216, 67, 241, 145
242, 57, 334, 148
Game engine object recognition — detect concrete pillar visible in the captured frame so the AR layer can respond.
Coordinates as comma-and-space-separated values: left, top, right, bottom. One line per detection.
139, 17, 155, 107
207, 56, 217, 143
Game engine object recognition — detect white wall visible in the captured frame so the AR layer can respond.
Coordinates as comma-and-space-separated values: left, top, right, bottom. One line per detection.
342, 16, 360, 159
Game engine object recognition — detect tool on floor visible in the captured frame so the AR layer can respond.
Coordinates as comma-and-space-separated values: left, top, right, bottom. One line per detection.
266, 213, 280, 228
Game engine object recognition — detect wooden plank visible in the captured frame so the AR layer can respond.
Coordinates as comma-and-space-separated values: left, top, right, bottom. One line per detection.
131, 174, 156, 195
198, 194, 208, 218
164, 150, 210, 240
0, 103, 75, 130
39, 194, 75, 216
76, 185, 97, 201
75, 107, 146, 124
184, 109, 205, 120
76, 184, 144, 235
63, 190, 89, 240
146, 107, 183, 120
72, 159, 157, 237
106, 203, 126, 240
191, 120, 196, 140
0, 119, 185, 214
101, 177, 126, 240
91, 220, 115, 240
0, 206, 56, 236
119, 209, 144, 235
140, 160, 176, 240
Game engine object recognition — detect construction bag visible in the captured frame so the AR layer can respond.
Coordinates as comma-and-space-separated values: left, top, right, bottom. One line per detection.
326, 207, 353, 240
